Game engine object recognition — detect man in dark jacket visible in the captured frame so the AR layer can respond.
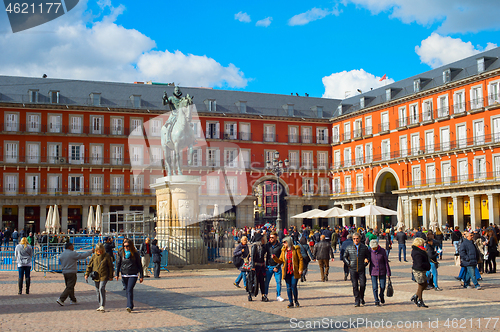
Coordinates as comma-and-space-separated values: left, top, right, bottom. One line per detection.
313, 235, 334, 282
344, 233, 371, 307
395, 228, 408, 262
104, 237, 115, 261
249, 232, 267, 302
139, 238, 151, 278
264, 231, 284, 302
340, 234, 353, 281
460, 232, 481, 290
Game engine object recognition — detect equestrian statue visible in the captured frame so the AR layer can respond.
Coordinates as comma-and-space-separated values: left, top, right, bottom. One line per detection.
161, 86, 196, 176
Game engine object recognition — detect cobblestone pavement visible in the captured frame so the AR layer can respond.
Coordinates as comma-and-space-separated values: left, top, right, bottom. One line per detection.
1, 242, 500, 331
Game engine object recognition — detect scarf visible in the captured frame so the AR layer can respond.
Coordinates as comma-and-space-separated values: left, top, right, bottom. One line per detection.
125, 250, 131, 259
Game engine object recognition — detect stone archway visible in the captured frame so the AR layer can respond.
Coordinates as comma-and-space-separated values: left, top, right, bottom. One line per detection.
373, 169, 400, 230
252, 176, 289, 228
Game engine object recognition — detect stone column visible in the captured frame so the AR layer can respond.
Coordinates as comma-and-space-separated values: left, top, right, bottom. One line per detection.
18, 205, 25, 231
422, 198, 429, 230
410, 199, 418, 230
340, 204, 347, 227
470, 195, 481, 230
102, 205, 110, 233
312, 205, 319, 228
354, 203, 362, 228
437, 197, 447, 228
453, 196, 464, 230
82, 204, 89, 230
40, 204, 46, 232
488, 194, 499, 227
61, 204, 68, 233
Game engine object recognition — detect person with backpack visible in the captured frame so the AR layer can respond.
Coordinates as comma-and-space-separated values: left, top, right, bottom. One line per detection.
233, 236, 249, 288
298, 236, 314, 282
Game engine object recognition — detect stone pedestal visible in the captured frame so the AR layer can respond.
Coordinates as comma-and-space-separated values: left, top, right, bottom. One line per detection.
150, 176, 206, 265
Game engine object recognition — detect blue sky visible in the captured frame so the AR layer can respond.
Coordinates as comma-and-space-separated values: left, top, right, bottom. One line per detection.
1, 0, 499, 99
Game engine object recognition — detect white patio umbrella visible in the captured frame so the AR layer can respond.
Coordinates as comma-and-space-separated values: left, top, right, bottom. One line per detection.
52, 204, 60, 233
396, 196, 405, 230
315, 207, 349, 218
95, 205, 102, 232
291, 209, 324, 219
45, 206, 53, 232
87, 206, 95, 232
340, 204, 398, 217
428, 195, 438, 231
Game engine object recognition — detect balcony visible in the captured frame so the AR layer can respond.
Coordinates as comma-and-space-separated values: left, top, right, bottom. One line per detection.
406, 172, 499, 189
238, 132, 252, 141
341, 132, 351, 142
263, 133, 277, 142
378, 122, 390, 134
0, 187, 155, 196
353, 128, 363, 140
1, 123, 132, 136
396, 117, 407, 130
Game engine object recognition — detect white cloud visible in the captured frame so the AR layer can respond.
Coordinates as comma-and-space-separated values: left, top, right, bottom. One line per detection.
256, 17, 272, 27
322, 69, 394, 99
0, 1, 247, 88
288, 7, 339, 26
342, 0, 500, 33
415, 33, 498, 68
234, 11, 251, 23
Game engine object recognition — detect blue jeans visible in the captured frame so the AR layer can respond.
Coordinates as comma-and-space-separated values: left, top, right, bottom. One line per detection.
123, 277, 138, 309
284, 273, 298, 304
453, 241, 460, 254
371, 275, 386, 303
426, 262, 439, 288
464, 265, 479, 288
264, 265, 282, 297
398, 244, 406, 261
13, 239, 18, 247
458, 266, 481, 280
235, 271, 247, 287
18, 266, 31, 280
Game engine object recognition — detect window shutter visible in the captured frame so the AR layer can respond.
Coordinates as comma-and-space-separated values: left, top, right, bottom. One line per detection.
215, 123, 220, 139
80, 145, 85, 163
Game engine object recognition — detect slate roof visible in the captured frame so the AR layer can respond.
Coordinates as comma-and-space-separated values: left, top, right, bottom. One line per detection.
0, 75, 340, 120
336, 46, 500, 117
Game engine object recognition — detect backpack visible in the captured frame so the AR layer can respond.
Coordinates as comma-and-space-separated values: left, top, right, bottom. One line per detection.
233, 254, 243, 268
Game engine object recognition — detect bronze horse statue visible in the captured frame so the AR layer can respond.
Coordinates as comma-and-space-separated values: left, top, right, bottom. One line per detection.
161, 93, 196, 176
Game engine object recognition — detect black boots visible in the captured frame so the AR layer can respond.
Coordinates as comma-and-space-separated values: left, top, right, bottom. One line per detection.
18, 278, 22, 295
248, 294, 253, 301
26, 278, 30, 295
417, 299, 428, 308
262, 295, 269, 302
410, 294, 417, 304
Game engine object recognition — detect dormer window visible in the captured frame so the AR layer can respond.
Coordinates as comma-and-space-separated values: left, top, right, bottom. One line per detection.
90, 93, 101, 106
360, 97, 365, 109
443, 69, 451, 83
287, 104, 294, 116
239, 101, 247, 113
131, 95, 141, 108
337, 104, 342, 115
29, 90, 38, 103
386, 88, 391, 102
317, 106, 323, 118
414, 79, 421, 93
50, 91, 59, 104
477, 58, 485, 73
208, 99, 216, 112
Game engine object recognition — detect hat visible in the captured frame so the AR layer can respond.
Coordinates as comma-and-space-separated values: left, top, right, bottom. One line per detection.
254, 232, 263, 242
369, 239, 379, 249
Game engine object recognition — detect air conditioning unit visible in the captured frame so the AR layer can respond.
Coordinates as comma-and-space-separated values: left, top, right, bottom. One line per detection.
59, 157, 66, 163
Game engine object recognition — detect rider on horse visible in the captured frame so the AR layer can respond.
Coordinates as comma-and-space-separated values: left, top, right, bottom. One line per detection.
162, 86, 193, 147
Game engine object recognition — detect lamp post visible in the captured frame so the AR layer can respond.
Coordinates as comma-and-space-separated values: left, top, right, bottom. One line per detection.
266, 151, 288, 231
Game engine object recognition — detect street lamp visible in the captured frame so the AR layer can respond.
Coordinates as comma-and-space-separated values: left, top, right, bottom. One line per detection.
266, 151, 288, 231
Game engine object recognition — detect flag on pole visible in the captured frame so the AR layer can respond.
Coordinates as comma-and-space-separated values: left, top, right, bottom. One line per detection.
379, 74, 387, 81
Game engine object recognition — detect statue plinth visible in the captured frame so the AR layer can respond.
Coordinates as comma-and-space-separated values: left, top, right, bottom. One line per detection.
151, 175, 206, 265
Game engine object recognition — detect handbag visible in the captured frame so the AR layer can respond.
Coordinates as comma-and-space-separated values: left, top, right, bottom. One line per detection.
90, 256, 104, 281
386, 277, 394, 297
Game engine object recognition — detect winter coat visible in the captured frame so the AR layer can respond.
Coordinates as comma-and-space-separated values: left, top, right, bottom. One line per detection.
344, 243, 370, 272
340, 238, 353, 261
395, 232, 407, 244
411, 245, 431, 271
451, 230, 463, 242
250, 243, 266, 268
312, 240, 334, 260
272, 245, 304, 280
426, 240, 439, 263
369, 246, 391, 277
151, 244, 163, 264
85, 252, 113, 281
234, 242, 250, 272
459, 238, 478, 267
340, 229, 349, 242
116, 249, 144, 278
265, 241, 282, 267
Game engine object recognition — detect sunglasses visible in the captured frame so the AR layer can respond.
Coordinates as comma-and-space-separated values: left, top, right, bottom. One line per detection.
123, 245, 130, 248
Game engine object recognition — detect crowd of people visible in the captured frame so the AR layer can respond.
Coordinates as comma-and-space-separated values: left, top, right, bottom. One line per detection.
13, 235, 163, 313
231, 222, 500, 309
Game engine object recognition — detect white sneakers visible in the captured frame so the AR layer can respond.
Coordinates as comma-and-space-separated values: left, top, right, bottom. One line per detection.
277, 296, 285, 302
70, 300, 78, 305
96, 306, 105, 312
56, 298, 64, 306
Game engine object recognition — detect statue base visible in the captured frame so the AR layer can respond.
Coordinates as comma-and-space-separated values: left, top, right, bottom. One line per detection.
151, 175, 207, 265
